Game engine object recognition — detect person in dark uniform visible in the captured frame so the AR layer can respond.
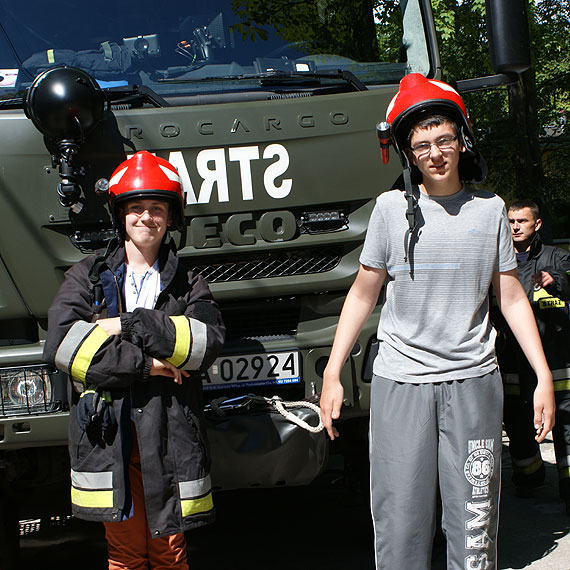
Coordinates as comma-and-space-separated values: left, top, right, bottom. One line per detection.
496, 199, 570, 513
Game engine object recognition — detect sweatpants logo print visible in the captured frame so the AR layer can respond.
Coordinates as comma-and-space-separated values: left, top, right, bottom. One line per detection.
465, 553, 491, 570
464, 440, 495, 570
465, 529, 490, 550
464, 439, 494, 489
465, 499, 491, 531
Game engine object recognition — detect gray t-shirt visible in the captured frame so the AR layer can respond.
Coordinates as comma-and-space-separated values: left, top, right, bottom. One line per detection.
360, 186, 516, 383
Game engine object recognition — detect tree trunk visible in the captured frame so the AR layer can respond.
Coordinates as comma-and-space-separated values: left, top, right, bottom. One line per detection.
507, 66, 552, 241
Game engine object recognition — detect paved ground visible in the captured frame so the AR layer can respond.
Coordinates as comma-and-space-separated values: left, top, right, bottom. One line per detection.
496, 432, 570, 570
18, 433, 570, 569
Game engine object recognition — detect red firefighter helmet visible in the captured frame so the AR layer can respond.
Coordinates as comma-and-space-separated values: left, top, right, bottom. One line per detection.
384, 73, 486, 183
108, 151, 185, 231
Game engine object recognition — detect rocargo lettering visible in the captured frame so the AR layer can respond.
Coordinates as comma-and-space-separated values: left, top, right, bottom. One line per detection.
123, 111, 350, 139
167, 144, 292, 205
189, 210, 297, 249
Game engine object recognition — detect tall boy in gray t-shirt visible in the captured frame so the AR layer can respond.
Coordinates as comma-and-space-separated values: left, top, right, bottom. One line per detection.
320, 74, 555, 570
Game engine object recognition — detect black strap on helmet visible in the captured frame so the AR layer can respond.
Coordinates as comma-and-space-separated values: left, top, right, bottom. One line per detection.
402, 166, 419, 279
88, 257, 106, 315
175, 224, 187, 252
87, 238, 116, 314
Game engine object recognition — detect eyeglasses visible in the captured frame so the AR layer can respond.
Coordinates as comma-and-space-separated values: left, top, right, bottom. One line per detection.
410, 135, 458, 158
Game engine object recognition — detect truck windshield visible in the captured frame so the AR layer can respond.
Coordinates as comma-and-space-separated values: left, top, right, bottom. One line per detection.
0, 0, 431, 102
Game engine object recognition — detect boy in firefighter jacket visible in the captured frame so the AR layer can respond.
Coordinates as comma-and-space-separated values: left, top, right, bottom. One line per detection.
495, 199, 570, 511
43, 151, 225, 569
320, 74, 555, 570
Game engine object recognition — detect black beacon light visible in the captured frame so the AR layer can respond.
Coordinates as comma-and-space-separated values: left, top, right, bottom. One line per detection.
24, 66, 107, 212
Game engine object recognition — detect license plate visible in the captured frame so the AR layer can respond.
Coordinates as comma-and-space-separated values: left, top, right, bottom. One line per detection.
202, 351, 300, 391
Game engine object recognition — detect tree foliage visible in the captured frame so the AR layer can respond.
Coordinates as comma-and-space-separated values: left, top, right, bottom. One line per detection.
230, 0, 379, 61
428, 0, 570, 236
230, 0, 569, 234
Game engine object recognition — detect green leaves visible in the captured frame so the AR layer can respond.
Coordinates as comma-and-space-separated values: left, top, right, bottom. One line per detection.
434, 0, 569, 236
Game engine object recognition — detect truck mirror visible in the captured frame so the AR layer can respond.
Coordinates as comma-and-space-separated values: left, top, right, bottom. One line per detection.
485, 0, 531, 75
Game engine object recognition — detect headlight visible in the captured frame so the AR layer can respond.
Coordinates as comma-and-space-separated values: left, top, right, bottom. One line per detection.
0, 367, 55, 416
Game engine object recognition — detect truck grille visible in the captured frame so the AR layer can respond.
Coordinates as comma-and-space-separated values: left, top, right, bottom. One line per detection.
221, 297, 300, 341
187, 246, 341, 283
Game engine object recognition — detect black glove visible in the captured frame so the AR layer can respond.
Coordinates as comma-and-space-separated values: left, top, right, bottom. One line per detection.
77, 388, 117, 440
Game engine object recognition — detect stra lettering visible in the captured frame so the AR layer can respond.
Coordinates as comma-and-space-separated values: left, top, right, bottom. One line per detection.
167, 144, 292, 205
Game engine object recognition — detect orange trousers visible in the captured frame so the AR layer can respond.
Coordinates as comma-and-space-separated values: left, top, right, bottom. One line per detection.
103, 427, 189, 570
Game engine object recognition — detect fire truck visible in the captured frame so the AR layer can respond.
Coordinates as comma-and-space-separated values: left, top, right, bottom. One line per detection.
0, 0, 530, 563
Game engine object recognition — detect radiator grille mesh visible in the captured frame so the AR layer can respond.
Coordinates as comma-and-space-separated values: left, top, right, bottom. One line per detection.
187, 247, 341, 283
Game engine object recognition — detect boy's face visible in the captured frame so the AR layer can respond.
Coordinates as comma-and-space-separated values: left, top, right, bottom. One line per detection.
121, 198, 172, 249
407, 121, 463, 185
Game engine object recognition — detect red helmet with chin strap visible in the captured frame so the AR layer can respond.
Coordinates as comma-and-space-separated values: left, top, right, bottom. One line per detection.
377, 74, 488, 276
108, 151, 185, 231
380, 73, 486, 184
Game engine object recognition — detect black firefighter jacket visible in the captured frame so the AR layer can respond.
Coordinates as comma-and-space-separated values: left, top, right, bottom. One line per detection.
42, 240, 225, 537
494, 235, 570, 401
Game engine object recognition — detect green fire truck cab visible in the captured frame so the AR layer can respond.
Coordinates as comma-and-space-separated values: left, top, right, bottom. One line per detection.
0, 0, 530, 564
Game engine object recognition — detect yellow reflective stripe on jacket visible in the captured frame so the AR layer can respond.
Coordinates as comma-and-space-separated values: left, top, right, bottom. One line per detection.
554, 380, 570, 392
71, 469, 114, 509
47, 49, 55, 63
71, 487, 114, 508
179, 474, 213, 517
70, 326, 110, 383
55, 321, 110, 388
167, 316, 191, 367
532, 286, 566, 308
503, 370, 570, 393
181, 492, 214, 517
552, 369, 570, 392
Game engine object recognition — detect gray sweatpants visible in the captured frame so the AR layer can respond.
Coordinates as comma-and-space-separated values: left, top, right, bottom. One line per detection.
369, 370, 503, 570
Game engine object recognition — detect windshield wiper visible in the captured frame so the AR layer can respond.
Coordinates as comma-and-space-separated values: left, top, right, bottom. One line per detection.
105, 84, 170, 108
0, 97, 24, 109
0, 83, 170, 110
159, 68, 368, 92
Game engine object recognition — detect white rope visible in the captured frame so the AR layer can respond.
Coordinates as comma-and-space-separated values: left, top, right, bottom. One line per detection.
269, 398, 324, 433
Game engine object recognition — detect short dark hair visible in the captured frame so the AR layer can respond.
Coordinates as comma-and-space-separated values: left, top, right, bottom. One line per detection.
407, 115, 459, 147
508, 199, 540, 220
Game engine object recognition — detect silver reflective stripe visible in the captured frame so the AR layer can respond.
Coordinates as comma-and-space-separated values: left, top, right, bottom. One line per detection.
71, 469, 113, 490
55, 321, 98, 375
179, 474, 212, 499
552, 368, 570, 381
503, 373, 520, 385
184, 319, 207, 370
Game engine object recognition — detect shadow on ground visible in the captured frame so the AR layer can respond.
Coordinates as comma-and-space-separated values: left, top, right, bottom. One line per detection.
19, 437, 570, 570
19, 464, 375, 570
